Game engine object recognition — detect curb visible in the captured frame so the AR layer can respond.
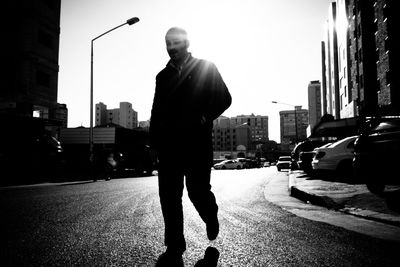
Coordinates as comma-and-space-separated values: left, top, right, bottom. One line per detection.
288, 171, 400, 228
290, 186, 344, 210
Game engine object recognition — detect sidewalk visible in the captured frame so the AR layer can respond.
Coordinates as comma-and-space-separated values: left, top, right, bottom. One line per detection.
289, 170, 400, 227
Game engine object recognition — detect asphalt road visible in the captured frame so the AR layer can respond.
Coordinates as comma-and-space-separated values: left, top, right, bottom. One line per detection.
1, 168, 399, 266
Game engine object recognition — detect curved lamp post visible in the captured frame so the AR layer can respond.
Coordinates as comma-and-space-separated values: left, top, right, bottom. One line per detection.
90, 17, 139, 180
272, 101, 298, 143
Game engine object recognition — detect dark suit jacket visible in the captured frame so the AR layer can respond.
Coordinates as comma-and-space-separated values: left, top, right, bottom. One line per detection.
150, 55, 231, 159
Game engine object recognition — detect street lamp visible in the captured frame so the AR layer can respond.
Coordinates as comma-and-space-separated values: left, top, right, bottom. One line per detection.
272, 101, 298, 143
89, 17, 139, 180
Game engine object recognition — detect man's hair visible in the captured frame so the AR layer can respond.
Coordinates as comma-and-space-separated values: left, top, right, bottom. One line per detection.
165, 27, 188, 41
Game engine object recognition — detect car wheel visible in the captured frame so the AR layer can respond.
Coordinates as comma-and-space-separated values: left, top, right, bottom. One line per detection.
237, 165, 241, 169
337, 160, 353, 183
222, 166, 226, 170
362, 164, 385, 195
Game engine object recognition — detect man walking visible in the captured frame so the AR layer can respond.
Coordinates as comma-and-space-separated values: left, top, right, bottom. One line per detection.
150, 27, 231, 265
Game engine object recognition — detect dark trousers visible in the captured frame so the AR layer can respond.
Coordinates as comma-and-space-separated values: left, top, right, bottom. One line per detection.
158, 151, 218, 251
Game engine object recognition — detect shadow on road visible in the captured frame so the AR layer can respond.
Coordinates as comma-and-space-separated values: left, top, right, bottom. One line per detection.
194, 246, 220, 267
154, 246, 219, 267
299, 170, 400, 214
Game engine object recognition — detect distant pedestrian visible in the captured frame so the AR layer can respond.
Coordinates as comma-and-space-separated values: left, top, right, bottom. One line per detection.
150, 27, 231, 265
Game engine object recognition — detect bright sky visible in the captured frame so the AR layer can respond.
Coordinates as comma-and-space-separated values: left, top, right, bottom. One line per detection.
58, 0, 333, 142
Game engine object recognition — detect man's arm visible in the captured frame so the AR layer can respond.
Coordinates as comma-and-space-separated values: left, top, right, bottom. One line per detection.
204, 62, 232, 122
149, 78, 162, 149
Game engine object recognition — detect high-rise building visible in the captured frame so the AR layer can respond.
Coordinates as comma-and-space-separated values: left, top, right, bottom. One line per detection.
347, 0, 378, 118
308, 80, 322, 132
337, 0, 356, 118
230, 114, 269, 142
374, 0, 400, 115
324, 2, 340, 119
95, 102, 138, 129
279, 106, 308, 144
321, 41, 328, 116
95, 102, 108, 126
1, 0, 66, 128
321, 0, 399, 119
119, 102, 137, 129
212, 116, 251, 158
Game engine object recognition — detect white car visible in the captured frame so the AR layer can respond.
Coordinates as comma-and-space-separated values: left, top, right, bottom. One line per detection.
213, 159, 243, 170
311, 135, 358, 174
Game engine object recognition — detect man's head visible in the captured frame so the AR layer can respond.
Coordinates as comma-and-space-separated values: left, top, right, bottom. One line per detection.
165, 27, 190, 63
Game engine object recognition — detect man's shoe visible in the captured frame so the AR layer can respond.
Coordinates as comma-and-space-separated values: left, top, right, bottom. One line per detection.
194, 246, 220, 267
206, 217, 219, 240
155, 248, 184, 267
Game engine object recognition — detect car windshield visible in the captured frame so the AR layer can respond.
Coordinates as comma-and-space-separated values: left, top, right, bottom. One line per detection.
279, 157, 291, 161
328, 136, 357, 148
319, 143, 332, 149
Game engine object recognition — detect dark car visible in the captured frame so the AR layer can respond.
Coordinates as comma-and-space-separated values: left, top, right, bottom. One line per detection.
276, 156, 291, 171
353, 118, 400, 194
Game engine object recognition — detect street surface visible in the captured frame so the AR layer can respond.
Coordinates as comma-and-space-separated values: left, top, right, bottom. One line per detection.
1, 168, 399, 266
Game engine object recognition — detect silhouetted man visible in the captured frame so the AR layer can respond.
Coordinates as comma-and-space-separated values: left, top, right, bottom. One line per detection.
150, 27, 231, 265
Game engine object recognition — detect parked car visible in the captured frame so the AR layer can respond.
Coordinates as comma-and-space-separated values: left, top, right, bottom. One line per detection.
239, 158, 260, 169
291, 139, 334, 173
311, 135, 358, 180
213, 159, 243, 170
353, 118, 400, 194
276, 156, 291, 171
237, 158, 250, 168
263, 161, 270, 167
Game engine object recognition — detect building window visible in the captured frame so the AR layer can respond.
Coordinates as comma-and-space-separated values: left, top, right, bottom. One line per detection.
384, 37, 390, 53
386, 69, 391, 86
377, 78, 381, 92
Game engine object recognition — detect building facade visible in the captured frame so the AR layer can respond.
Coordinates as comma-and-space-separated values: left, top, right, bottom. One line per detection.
324, 2, 340, 118
374, 0, 400, 115
230, 114, 269, 142
212, 116, 254, 158
321, 0, 399, 120
337, 0, 356, 118
348, 0, 379, 118
95, 102, 138, 129
279, 106, 308, 144
1, 0, 67, 131
308, 80, 322, 132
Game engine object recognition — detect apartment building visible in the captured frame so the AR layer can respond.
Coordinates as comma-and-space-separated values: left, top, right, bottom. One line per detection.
96, 102, 138, 129
321, 0, 399, 120
308, 80, 322, 132
279, 106, 308, 144
1, 0, 67, 129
